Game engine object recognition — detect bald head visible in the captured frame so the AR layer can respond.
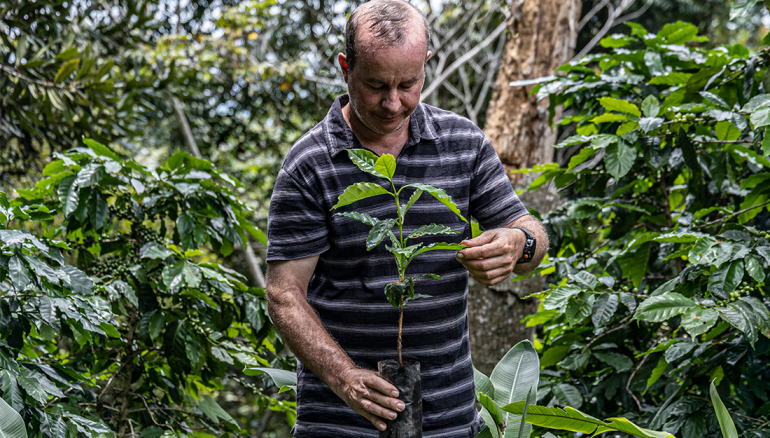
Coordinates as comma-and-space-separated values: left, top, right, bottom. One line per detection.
345, 0, 430, 71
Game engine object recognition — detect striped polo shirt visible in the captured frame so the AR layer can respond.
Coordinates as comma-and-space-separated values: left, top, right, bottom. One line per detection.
267, 94, 527, 437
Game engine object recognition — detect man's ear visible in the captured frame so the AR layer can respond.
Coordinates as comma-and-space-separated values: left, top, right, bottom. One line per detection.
426, 51, 432, 62
338, 53, 349, 81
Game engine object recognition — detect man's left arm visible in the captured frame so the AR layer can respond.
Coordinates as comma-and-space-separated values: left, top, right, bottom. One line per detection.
456, 214, 549, 286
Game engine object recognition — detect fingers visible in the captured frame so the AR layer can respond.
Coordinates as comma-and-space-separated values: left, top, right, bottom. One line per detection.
338, 369, 405, 432
468, 266, 513, 285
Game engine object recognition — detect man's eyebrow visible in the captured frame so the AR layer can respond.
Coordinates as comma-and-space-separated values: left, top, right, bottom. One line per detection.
365, 77, 421, 85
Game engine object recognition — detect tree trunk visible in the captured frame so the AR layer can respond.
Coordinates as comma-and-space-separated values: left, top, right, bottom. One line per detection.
469, 0, 580, 375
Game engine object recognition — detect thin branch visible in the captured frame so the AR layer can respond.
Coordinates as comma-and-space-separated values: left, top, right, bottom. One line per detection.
581, 315, 633, 353
578, 0, 611, 31
572, 3, 616, 61
692, 138, 751, 144
697, 200, 770, 228
421, 21, 508, 101
614, 0, 654, 25
626, 352, 648, 411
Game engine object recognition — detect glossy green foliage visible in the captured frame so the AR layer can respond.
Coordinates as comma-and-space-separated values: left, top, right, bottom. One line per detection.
521, 21, 770, 437
0, 139, 291, 437
333, 149, 465, 311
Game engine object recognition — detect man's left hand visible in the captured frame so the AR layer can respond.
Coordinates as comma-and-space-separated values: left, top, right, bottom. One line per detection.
456, 228, 525, 286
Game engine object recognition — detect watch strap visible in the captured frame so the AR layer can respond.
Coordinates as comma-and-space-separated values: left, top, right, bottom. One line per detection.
511, 227, 536, 264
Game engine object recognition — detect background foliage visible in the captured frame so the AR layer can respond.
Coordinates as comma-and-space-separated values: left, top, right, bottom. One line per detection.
522, 19, 770, 438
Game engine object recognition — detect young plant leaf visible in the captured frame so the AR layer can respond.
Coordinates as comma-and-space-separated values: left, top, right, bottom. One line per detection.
477, 392, 506, 436
407, 242, 465, 264
399, 189, 423, 221
366, 218, 397, 250
374, 154, 397, 181
403, 183, 467, 222
332, 182, 391, 209
335, 211, 379, 226
407, 224, 460, 239
346, 149, 388, 179
633, 293, 696, 322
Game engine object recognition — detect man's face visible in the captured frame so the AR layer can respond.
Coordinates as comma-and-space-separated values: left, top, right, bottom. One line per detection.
341, 29, 429, 136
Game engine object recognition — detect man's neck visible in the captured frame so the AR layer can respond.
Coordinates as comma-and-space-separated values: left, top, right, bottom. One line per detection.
342, 103, 410, 158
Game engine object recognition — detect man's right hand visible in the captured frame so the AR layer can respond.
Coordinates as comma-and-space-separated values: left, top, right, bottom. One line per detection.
331, 367, 405, 432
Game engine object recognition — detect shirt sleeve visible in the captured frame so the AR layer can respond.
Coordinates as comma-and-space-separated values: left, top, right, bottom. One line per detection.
468, 136, 528, 230
266, 168, 331, 261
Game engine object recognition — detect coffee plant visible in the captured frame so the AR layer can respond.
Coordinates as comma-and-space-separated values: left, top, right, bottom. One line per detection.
515, 21, 770, 437
0, 140, 292, 437
333, 149, 466, 366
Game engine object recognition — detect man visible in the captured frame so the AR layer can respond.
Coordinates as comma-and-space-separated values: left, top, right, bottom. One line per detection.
265, 0, 548, 436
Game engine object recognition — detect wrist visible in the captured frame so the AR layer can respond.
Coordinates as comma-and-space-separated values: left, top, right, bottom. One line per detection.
509, 226, 535, 263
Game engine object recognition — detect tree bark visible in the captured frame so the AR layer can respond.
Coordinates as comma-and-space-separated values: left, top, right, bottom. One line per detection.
483, 0, 581, 183
470, 0, 580, 375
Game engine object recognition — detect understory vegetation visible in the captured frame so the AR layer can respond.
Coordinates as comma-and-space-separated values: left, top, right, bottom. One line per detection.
518, 21, 770, 437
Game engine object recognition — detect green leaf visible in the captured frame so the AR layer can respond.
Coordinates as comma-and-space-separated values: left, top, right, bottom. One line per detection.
346, 149, 388, 179
598, 97, 641, 117
58, 175, 79, 216
553, 383, 583, 409
74, 163, 105, 187
540, 345, 571, 368
730, 0, 760, 20
605, 141, 636, 179
8, 257, 29, 291
149, 312, 165, 341
88, 193, 108, 230
54, 58, 80, 83
634, 293, 696, 322
162, 261, 185, 290
477, 392, 506, 435
244, 367, 297, 393
0, 397, 28, 438
639, 117, 664, 134
140, 242, 174, 260
665, 342, 697, 363
642, 96, 660, 117
474, 366, 494, 398
489, 340, 539, 438
620, 241, 650, 288
374, 154, 397, 181
198, 395, 237, 426
649, 72, 693, 85
565, 292, 594, 326
543, 286, 582, 311
83, 139, 120, 161
366, 218, 397, 250
708, 260, 744, 299
594, 352, 633, 372
400, 189, 423, 221
592, 293, 618, 327
502, 403, 674, 438
591, 113, 629, 124
407, 224, 459, 239
408, 242, 465, 262
751, 105, 770, 129
710, 381, 739, 438
335, 211, 378, 226
403, 183, 467, 222
700, 91, 730, 110
332, 182, 391, 209
681, 307, 719, 337
718, 300, 761, 346
745, 254, 765, 282
501, 403, 603, 434
646, 357, 667, 390
561, 353, 590, 370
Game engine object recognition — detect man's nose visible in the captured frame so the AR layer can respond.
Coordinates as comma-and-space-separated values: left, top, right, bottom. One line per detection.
382, 89, 400, 113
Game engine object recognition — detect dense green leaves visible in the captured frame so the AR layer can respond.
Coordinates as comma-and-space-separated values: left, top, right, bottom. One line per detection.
521, 21, 770, 438
0, 140, 282, 437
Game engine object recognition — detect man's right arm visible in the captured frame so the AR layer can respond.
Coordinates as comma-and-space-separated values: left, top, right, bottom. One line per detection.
265, 257, 405, 431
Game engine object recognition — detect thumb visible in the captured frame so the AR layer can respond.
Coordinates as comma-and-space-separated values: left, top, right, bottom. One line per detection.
461, 231, 495, 248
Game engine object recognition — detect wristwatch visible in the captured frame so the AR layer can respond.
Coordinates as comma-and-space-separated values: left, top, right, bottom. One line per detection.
511, 227, 536, 264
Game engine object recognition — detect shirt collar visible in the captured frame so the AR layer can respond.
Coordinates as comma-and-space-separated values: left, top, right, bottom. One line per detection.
325, 94, 438, 157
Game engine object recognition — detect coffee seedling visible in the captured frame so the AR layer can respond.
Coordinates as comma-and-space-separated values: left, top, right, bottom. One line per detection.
333, 149, 467, 366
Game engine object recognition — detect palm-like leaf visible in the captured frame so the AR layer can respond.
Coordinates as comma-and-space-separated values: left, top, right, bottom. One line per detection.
710, 381, 738, 438
489, 340, 539, 438
0, 397, 27, 438
502, 402, 675, 438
